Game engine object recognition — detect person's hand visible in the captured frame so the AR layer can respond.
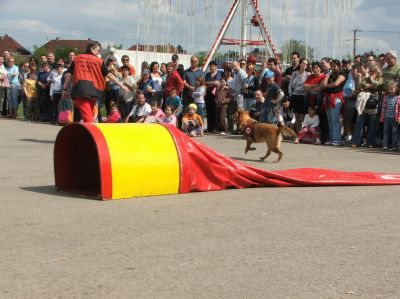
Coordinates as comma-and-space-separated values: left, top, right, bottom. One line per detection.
121, 85, 129, 93
62, 91, 70, 99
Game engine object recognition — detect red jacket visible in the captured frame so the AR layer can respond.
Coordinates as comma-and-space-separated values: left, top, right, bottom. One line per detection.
71, 54, 108, 100
164, 70, 184, 98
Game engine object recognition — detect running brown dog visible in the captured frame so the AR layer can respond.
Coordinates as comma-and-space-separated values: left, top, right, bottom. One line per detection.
235, 109, 297, 163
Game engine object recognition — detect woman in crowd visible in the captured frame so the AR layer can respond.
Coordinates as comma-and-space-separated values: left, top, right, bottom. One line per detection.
224, 65, 236, 133
204, 61, 221, 133
150, 61, 163, 106
5, 57, 20, 118
304, 61, 326, 142
288, 58, 311, 132
352, 64, 384, 148
0, 55, 7, 116
160, 63, 168, 82
321, 59, 346, 146
241, 63, 260, 111
163, 62, 184, 101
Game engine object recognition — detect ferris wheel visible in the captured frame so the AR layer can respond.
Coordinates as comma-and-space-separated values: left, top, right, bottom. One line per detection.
202, 0, 280, 71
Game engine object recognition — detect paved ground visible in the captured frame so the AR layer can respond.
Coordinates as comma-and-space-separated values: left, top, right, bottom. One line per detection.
1, 118, 400, 299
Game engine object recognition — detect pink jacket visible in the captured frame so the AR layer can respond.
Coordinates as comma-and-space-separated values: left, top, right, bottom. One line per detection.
105, 111, 121, 123
380, 95, 400, 122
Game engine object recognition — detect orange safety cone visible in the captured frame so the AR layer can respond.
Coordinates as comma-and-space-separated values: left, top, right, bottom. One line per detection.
54, 123, 400, 200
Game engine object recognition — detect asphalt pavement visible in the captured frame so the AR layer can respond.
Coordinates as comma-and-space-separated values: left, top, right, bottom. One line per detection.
1, 118, 400, 298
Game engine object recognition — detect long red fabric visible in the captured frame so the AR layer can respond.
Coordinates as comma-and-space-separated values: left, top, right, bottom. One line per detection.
163, 125, 400, 193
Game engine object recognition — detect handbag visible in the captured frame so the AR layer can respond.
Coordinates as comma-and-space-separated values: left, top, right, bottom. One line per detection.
364, 93, 379, 109
0, 75, 10, 88
58, 110, 73, 124
58, 98, 74, 125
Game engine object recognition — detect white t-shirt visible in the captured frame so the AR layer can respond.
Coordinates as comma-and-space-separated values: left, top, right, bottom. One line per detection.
192, 86, 206, 104
128, 102, 151, 118
302, 114, 320, 128
119, 75, 136, 102
151, 74, 163, 92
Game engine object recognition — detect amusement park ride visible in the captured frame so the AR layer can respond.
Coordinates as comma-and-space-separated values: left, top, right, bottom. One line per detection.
202, 0, 280, 71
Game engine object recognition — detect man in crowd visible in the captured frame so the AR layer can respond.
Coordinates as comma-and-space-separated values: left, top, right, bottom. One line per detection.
382, 50, 400, 89
19, 62, 30, 119
239, 58, 247, 70
120, 55, 136, 77
182, 55, 204, 108
66, 51, 75, 68
282, 51, 300, 96
267, 57, 283, 87
3, 50, 11, 62
125, 92, 151, 123
260, 71, 284, 124
321, 57, 332, 75
172, 53, 185, 80
249, 90, 265, 121
37, 63, 51, 121
229, 61, 248, 110
62, 41, 128, 122
47, 52, 57, 69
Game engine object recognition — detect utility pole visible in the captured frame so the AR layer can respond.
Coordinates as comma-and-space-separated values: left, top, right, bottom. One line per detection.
352, 29, 360, 60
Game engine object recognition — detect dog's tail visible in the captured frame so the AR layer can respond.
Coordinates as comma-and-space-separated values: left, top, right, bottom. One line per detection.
279, 126, 297, 138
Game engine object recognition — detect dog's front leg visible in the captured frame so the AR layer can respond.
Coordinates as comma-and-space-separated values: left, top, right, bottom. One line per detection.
245, 138, 256, 154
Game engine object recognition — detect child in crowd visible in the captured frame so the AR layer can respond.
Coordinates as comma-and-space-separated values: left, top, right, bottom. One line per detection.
295, 105, 321, 144
137, 69, 155, 103
23, 69, 39, 122
145, 100, 165, 123
165, 89, 183, 116
191, 76, 206, 119
215, 77, 231, 134
380, 82, 400, 151
181, 103, 204, 137
281, 98, 296, 129
102, 101, 121, 123
157, 105, 177, 126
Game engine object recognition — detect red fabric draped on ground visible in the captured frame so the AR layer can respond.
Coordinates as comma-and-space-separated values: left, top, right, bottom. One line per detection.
163, 125, 400, 193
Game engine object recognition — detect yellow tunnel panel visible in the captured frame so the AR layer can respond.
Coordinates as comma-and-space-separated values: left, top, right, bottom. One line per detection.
97, 124, 180, 199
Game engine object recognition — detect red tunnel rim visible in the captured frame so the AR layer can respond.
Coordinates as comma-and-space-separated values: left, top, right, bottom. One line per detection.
67, 123, 113, 200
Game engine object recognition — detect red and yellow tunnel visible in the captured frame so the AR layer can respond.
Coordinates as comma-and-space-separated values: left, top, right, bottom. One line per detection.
54, 123, 400, 200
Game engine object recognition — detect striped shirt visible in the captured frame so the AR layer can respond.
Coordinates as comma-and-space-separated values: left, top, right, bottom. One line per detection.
384, 95, 397, 119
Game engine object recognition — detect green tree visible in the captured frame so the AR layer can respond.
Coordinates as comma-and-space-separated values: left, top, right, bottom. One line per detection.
195, 51, 208, 66
107, 43, 123, 50
282, 39, 315, 60
54, 47, 83, 59
32, 45, 48, 60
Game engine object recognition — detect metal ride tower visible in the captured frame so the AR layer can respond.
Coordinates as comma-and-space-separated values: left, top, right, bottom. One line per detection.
202, 0, 280, 71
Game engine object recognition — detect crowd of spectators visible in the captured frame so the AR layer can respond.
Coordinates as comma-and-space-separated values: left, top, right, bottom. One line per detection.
0, 46, 399, 150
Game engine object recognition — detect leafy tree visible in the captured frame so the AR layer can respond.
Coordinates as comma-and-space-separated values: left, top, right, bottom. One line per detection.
107, 43, 123, 50
54, 47, 82, 59
195, 51, 208, 66
282, 39, 314, 60
32, 45, 48, 60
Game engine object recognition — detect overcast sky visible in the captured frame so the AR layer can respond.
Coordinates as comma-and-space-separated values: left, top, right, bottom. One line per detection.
0, 0, 399, 60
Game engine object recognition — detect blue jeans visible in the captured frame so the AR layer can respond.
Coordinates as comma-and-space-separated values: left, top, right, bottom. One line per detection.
325, 98, 342, 144
352, 112, 378, 146
195, 102, 205, 117
383, 118, 399, 149
7, 84, 20, 109
260, 106, 275, 124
